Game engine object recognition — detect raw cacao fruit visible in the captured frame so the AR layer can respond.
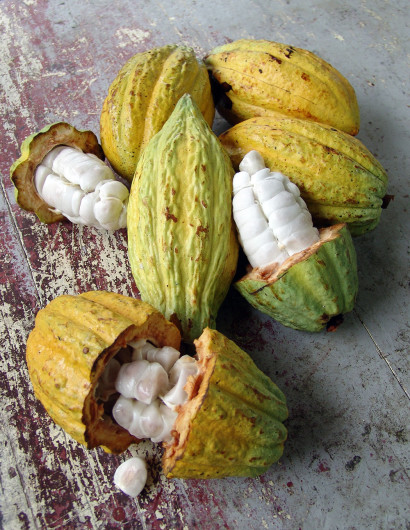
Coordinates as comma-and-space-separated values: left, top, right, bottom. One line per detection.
220, 114, 389, 235
26, 292, 288, 478
100, 44, 215, 182
10, 122, 104, 224
163, 327, 288, 479
26, 291, 181, 453
127, 94, 239, 342
204, 39, 360, 135
235, 224, 358, 332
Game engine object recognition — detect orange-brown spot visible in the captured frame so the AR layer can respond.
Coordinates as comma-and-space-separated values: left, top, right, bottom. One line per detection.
165, 207, 178, 222
196, 225, 208, 236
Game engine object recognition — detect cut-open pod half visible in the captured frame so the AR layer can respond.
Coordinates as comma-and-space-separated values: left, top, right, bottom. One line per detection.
26, 291, 288, 478
235, 224, 358, 332
10, 122, 128, 230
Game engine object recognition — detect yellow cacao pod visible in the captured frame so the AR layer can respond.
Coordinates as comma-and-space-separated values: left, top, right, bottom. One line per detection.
127, 94, 239, 342
100, 44, 215, 182
204, 39, 360, 135
26, 291, 181, 453
220, 114, 389, 235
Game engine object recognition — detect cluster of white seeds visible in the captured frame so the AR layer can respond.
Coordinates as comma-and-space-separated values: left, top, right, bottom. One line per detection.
233, 150, 320, 268
34, 146, 129, 230
99, 340, 198, 497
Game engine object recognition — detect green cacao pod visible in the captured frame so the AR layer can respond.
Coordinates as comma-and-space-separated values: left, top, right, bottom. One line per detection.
127, 94, 239, 342
10, 122, 104, 223
204, 39, 360, 135
100, 44, 215, 182
220, 114, 389, 235
163, 327, 288, 478
26, 291, 181, 453
235, 224, 358, 332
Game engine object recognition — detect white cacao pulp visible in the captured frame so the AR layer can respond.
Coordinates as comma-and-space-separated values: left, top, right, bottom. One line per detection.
34, 146, 129, 230
233, 150, 320, 268
99, 340, 198, 497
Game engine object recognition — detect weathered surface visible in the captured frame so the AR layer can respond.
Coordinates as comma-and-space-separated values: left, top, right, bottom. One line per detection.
0, 0, 409, 529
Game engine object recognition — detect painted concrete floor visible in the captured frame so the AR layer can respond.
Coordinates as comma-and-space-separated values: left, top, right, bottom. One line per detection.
0, 0, 409, 528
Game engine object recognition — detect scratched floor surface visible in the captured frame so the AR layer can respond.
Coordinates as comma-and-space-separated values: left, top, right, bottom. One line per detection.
0, 0, 409, 529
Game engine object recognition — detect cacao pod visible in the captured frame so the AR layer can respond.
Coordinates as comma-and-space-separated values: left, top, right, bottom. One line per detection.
234, 224, 358, 332
127, 94, 239, 342
10, 122, 104, 224
26, 292, 288, 478
163, 327, 288, 479
26, 291, 181, 453
100, 44, 215, 182
220, 115, 389, 236
204, 39, 360, 135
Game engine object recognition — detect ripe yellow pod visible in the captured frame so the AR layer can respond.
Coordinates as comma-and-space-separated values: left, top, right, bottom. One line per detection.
100, 44, 215, 182
205, 39, 360, 135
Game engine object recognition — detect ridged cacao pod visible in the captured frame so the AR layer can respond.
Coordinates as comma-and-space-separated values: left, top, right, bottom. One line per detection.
220, 115, 389, 235
163, 327, 288, 478
127, 94, 239, 342
26, 291, 181, 453
10, 122, 104, 223
204, 39, 360, 135
235, 224, 358, 332
26, 292, 288, 478
100, 44, 215, 182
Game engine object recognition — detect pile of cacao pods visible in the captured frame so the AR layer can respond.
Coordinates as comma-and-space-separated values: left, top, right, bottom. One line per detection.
11, 39, 390, 490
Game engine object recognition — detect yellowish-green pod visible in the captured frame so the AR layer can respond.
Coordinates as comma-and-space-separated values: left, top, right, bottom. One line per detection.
235, 224, 358, 332
127, 94, 238, 342
220, 114, 389, 235
163, 328, 288, 479
100, 44, 215, 182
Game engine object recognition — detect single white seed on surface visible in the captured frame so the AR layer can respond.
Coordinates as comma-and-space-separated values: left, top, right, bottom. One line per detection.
232, 150, 320, 268
113, 457, 147, 498
34, 146, 129, 230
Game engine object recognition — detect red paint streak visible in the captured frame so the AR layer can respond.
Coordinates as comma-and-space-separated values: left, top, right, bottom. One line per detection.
318, 461, 330, 473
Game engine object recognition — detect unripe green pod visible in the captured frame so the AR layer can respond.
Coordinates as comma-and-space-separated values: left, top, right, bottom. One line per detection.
235, 224, 358, 332
127, 94, 238, 342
